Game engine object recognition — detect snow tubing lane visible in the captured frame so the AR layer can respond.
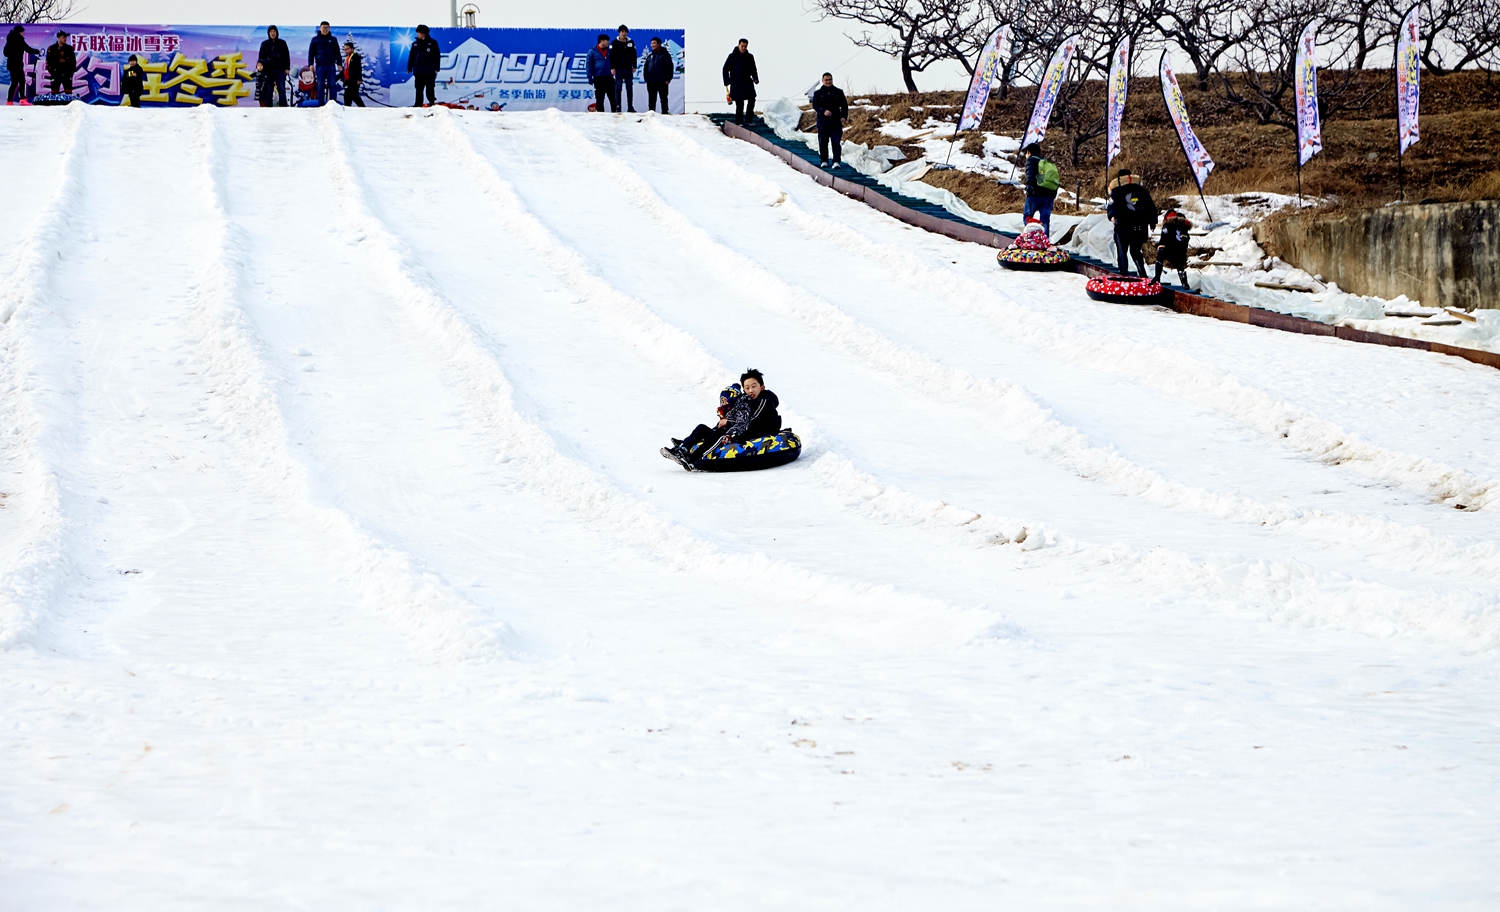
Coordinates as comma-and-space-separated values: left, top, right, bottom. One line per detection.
693, 429, 803, 473
1085, 273, 1169, 304
997, 247, 1072, 271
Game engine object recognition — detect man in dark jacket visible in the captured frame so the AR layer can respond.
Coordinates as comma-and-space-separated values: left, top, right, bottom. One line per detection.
643, 37, 673, 114
722, 39, 758, 126
256, 25, 290, 107
608, 25, 637, 114
307, 21, 340, 105
1022, 143, 1059, 235
810, 73, 849, 169
408, 25, 441, 107
342, 41, 364, 107
5, 25, 40, 103
586, 34, 615, 112
121, 55, 145, 107
1106, 170, 1159, 278
44, 31, 75, 96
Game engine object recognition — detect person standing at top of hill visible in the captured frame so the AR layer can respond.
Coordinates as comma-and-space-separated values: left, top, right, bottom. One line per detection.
408, 25, 441, 107
609, 25, 637, 114
121, 55, 145, 107
44, 31, 76, 96
1107, 169, 1159, 279
810, 72, 849, 169
5, 26, 40, 103
587, 34, 616, 112
722, 39, 759, 126
257, 25, 290, 107
307, 22, 341, 105
1023, 143, 1061, 236
342, 41, 364, 107
643, 37, 673, 115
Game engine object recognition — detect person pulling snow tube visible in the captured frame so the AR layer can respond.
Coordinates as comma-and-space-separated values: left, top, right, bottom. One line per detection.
997, 216, 1072, 271
683, 428, 803, 473
1085, 273, 1169, 304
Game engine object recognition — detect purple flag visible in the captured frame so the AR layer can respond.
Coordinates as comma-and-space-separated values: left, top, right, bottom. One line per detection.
1397, 5, 1421, 153
1022, 34, 1080, 147
1106, 38, 1130, 165
1159, 52, 1215, 189
1295, 21, 1323, 166
958, 24, 1012, 132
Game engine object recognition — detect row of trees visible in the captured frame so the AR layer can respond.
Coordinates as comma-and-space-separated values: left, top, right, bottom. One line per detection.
812, 0, 1499, 104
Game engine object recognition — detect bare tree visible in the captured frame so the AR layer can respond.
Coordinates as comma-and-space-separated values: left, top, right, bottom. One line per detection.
810, 0, 989, 91
0, 0, 76, 22
1150, 0, 1253, 89
1419, 0, 1500, 73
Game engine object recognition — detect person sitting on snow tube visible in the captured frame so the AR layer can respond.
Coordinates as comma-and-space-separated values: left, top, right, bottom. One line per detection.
661, 369, 797, 472
997, 216, 1072, 270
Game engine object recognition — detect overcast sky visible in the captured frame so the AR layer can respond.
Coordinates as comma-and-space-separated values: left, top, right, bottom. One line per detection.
60, 0, 971, 107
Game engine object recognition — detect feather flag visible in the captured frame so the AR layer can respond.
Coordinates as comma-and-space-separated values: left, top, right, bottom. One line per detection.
1397, 4, 1421, 153
958, 24, 1013, 132
1105, 38, 1130, 166
1022, 34, 1080, 147
1159, 52, 1215, 189
1294, 20, 1323, 166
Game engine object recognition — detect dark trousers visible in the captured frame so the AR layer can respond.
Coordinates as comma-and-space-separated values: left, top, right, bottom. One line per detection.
125, 92, 142, 107
413, 73, 436, 105
1024, 194, 1055, 235
818, 120, 843, 163
315, 64, 337, 104
1153, 260, 1189, 287
48, 75, 71, 95
734, 95, 755, 125
344, 83, 364, 106
593, 75, 616, 111
7, 65, 26, 102
681, 424, 727, 460
258, 71, 288, 106
646, 80, 669, 114
1115, 226, 1147, 277
611, 74, 634, 111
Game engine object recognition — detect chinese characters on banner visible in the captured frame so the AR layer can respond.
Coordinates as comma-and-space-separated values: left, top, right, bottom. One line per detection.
1397, 5, 1421, 153
1022, 34, 1080, 148
1294, 21, 1323, 166
1158, 52, 1215, 189
0, 24, 684, 111
391, 28, 686, 112
1105, 38, 1130, 165
958, 25, 1011, 133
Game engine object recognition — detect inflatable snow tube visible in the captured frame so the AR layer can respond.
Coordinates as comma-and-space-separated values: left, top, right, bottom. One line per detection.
689, 428, 803, 473
1085, 273, 1169, 304
31, 94, 77, 106
997, 246, 1072, 271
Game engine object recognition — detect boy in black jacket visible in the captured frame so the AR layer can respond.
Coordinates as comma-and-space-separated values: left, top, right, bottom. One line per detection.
121, 55, 145, 106
609, 25, 637, 113
811, 73, 849, 169
1153, 209, 1193, 287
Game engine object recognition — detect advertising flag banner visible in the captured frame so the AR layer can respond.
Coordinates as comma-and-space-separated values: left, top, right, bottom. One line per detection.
1105, 38, 1130, 165
1159, 52, 1214, 188
392, 28, 685, 112
1294, 20, 1322, 165
958, 24, 1012, 132
1022, 34, 1080, 147
1397, 4, 1421, 153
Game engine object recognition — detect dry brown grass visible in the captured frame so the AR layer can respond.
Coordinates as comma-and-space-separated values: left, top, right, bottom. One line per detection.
918, 170, 1028, 214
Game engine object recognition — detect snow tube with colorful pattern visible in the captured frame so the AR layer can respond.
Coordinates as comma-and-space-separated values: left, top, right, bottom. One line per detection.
31, 94, 77, 106
687, 428, 803, 473
997, 246, 1072, 271
1085, 273, 1168, 304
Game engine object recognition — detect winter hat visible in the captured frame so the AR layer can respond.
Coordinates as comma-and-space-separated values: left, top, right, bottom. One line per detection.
717, 383, 743, 417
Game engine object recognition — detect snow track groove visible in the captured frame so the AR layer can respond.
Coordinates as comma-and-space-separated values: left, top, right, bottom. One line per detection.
0, 106, 87, 650
651, 118, 1500, 512
192, 109, 511, 663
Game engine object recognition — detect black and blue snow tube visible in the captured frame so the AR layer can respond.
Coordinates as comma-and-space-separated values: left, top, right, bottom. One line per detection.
30, 94, 77, 106
688, 428, 803, 473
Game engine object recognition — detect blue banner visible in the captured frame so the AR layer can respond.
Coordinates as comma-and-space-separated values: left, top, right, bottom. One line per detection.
390, 27, 686, 112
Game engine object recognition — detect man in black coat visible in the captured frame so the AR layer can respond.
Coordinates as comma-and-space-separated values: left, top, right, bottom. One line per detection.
643, 37, 673, 115
307, 21, 341, 105
810, 73, 849, 168
1106, 170, 1159, 278
608, 25, 637, 114
342, 41, 364, 107
5, 25, 40, 103
407, 24, 441, 107
44, 31, 75, 96
256, 25, 290, 107
722, 39, 758, 126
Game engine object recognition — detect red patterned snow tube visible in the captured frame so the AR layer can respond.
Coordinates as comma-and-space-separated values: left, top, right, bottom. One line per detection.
997, 246, 1072, 271
1085, 273, 1168, 303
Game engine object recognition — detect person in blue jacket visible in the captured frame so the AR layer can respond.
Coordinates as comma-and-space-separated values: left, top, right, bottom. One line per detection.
587, 34, 616, 113
307, 21, 341, 105
407, 24, 441, 107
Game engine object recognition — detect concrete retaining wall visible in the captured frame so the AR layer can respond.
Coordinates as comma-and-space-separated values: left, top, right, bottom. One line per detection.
1256, 200, 1500, 310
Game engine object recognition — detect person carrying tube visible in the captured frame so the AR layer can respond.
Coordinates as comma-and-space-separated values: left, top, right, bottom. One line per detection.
722, 38, 758, 126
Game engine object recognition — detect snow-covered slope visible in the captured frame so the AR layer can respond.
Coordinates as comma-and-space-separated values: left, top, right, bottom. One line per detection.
1, 105, 1497, 910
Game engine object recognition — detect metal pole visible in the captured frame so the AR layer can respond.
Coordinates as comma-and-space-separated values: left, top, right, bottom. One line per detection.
1398, 146, 1405, 201
450, 0, 459, 28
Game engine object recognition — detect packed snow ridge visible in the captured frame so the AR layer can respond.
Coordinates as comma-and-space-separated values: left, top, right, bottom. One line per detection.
1, 104, 1497, 909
